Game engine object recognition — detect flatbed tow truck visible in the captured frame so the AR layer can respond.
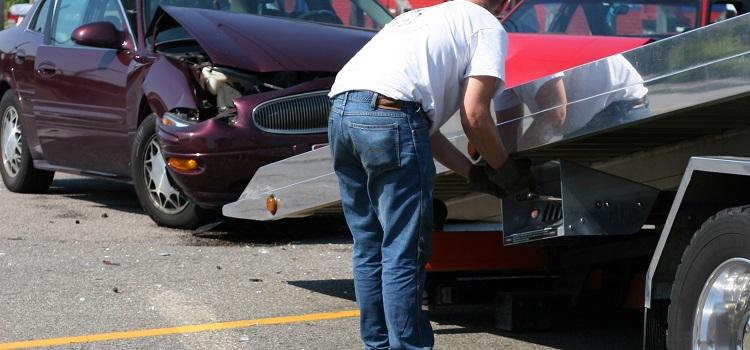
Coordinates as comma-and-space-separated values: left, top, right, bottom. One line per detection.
222, 12, 750, 349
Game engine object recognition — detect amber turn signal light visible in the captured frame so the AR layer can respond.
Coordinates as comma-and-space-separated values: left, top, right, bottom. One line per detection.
161, 116, 173, 126
467, 143, 480, 161
266, 194, 280, 215
167, 157, 199, 172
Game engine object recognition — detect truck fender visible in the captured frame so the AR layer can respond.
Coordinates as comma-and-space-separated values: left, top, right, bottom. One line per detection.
643, 156, 750, 349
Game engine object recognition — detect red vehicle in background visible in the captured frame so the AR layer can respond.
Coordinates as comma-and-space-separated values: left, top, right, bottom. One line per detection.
6, 3, 32, 27
409, 0, 747, 87
503, 0, 747, 87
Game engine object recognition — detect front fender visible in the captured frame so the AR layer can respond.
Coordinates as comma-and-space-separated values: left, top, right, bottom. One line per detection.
142, 56, 198, 117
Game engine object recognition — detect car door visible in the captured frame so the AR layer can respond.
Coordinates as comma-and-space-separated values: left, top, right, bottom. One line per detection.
33, 0, 135, 175
11, 0, 53, 160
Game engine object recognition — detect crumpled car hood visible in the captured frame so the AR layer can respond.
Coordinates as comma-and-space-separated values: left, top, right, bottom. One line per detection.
151, 6, 376, 73
505, 33, 651, 88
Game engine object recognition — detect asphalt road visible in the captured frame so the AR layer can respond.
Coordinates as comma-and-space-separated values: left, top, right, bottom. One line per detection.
0, 173, 641, 349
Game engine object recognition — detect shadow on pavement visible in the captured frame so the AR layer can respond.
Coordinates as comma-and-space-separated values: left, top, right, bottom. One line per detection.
45, 177, 352, 245
48, 177, 143, 214
429, 309, 642, 350
287, 279, 356, 302
285, 277, 642, 350
189, 217, 351, 246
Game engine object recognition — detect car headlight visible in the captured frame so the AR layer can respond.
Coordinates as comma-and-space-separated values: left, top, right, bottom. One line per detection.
161, 111, 197, 128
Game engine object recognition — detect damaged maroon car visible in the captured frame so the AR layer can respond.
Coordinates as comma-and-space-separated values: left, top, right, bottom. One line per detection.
0, 0, 388, 228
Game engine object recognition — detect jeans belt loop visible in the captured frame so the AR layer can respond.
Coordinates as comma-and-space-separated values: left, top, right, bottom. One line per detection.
370, 92, 379, 109
342, 91, 350, 109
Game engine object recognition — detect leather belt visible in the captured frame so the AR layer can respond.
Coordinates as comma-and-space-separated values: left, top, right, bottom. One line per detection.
376, 95, 406, 111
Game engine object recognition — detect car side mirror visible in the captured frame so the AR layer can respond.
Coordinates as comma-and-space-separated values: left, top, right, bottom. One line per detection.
71, 22, 124, 50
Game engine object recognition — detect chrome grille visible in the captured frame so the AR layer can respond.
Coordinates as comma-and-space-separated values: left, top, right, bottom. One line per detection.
252, 91, 330, 134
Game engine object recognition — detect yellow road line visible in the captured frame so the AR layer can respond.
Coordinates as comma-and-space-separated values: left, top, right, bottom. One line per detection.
0, 309, 360, 350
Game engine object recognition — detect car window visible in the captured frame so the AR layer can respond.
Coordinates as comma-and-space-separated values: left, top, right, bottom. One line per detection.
51, 0, 129, 47
29, 0, 52, 33
504, 0, 700, 37
93, 0, 128, 29
51, 0, 92, 46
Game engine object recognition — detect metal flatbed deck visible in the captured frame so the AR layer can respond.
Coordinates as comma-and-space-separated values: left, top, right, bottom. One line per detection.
223, 13, 750, 221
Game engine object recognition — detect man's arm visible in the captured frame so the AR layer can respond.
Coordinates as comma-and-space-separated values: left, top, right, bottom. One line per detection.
461, 75, 508, 170
518, 77, 567, 147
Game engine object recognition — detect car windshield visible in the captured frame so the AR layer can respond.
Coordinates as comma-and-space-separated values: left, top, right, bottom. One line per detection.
145, 0, 393, 31
502, 0, 700, 37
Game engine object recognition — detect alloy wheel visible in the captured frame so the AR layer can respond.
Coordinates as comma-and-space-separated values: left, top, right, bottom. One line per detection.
143, 136, 190, 214
1, 105, 22, 177
693, 257, 750, 349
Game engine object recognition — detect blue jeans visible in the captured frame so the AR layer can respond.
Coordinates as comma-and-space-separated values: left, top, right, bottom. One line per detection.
328, 91, 435, 350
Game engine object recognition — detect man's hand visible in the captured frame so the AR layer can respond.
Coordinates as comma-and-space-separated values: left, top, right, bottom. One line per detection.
468, 164, 507, 198
485, 158, 535, 195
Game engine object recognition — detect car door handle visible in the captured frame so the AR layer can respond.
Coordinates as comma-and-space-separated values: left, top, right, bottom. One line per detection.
14, 50, 26, 64
36, 64, 58, 78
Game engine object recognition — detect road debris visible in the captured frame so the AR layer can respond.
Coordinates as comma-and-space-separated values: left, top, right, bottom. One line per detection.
75, 220, 80, 224
239, 335, 250, 342
159, 253, 171, 257
102, 260, 121, 266
7, 237, 23, 241
101, 213, 109, 218
216, 265, 222, 270
249, 278, 263, 282
112, 287, 120, 293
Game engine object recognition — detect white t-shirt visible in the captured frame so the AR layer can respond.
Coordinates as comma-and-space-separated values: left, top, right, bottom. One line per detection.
494, 54, 647, 133
329, 0, 508, 134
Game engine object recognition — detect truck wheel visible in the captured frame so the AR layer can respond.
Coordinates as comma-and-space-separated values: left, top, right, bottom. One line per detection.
132, 114, 207, 229
667, 205, 750, 349
0, 90, 54, 193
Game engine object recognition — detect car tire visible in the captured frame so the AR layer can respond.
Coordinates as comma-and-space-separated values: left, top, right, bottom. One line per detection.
667, 205, 750, 349
132, 114, 208, 229
0, 90, 54, 193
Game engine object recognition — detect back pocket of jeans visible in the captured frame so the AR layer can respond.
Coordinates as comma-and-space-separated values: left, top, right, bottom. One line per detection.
348, 122, 400, 172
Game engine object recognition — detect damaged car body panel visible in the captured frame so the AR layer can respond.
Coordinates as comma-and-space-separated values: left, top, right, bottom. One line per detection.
143, 3, 652, 212
149, 6, 376, 73
144, 6, 378, 209
142, 56, 199, 117
157, 78, 335, 207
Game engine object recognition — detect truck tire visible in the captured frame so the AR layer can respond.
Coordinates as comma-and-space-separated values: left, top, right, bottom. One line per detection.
667, 205, 750, 349
132, 114, 208, 229
0, 90, 54, 193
